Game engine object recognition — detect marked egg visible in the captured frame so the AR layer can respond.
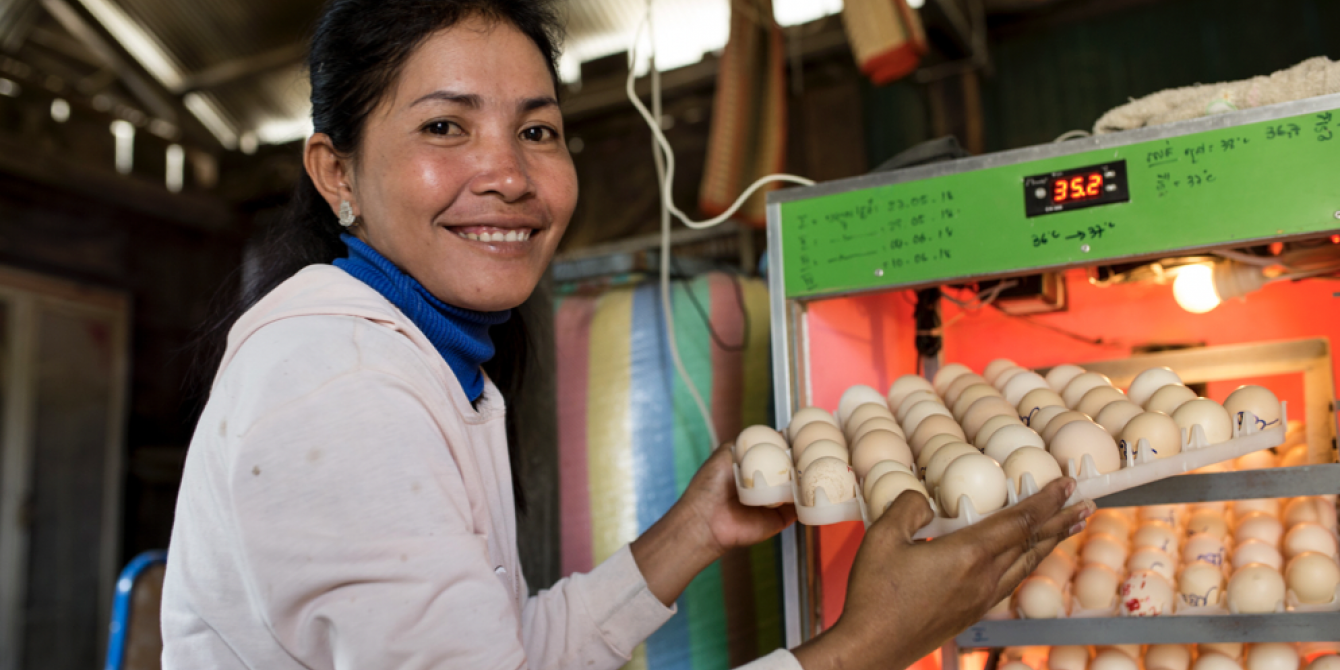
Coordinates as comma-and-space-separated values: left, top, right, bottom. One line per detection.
851, 430, 914, 479
1082, 532, 1130, 572
1232, 539, 1284, 571
938, 453, 1009, 517
1126, 367, 1183, 406
1227, 563, 1286, 613
1134, 521, 1179, 555
1173, 398, 1234, 445
909, 415, 967, 455
1146, 645, 1193, 670
863, 460, 914, 499
1062, 372, 1114, 409
1078, 386, 1129, 419
1119, 569, 1175, 616
845, 403, 895, 439
1184, 532, 1229, 567
799, 456, 856, 506
852, 416, 905, 446
984, 358, 1019, 385
1224, 385, 1282, 434
1236, 513, 1285, 546
1285, 551, 1340, 605
1187, 509, 1230, 539
739, 444, 792, 488
1003, 446, 1063, 492
923, 442, 980, 492
1050, 419, 1122, 475
945, 373, 991, 407
1120, 411, 1182, 462
1029, 405, 1070, 434
1050, 646, 1091, 670
867, 470, 930, 522
975, 414, 1025, 450
1018, 387, 1067, 421
932, 363, 974, 396
1145, 384, 1196, 414
984, 424, 1047, 463
1140, 504, 1183, 527
962, 396, 1019, 442
916, 433, 963, 469
1245, 644, 1300, 670
1193, 654, 1245, 670
896, 390, 942, 422
888, 374, 936, 409
787, 407, 839, 440
1283, 523, 1339, 559
1178, 560, 1225, 608
1035, 548, 1077, 584
952, 383, 1004, 420
792, 422, 847, 461
1097, 400, 1145, 437
1046, 364, 1087, 392
1127, 547, 1176, 582
795, 439, 848, 472
1040, 410, 1093, 445
734, 425, 786, 462
1074, 562, 1120, 610
1015, 575, 1066, 618
1003, 371, 1052, 407
902, 400, 955, 438
1091, 650, 1139, 670
838, 385, 887, 425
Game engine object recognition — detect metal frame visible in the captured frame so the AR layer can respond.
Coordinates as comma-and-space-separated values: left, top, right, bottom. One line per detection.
104, 550, 167, 670
958, 612, 1340, 648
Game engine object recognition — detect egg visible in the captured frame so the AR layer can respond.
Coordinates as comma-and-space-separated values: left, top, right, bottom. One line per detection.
1279, 444, 1309, 468
1040, 410, 1093, 444
862, 460, 914, 498
844, 403, 895, 438
902, 400, 955, 438
867, 470, 930, 521
896, 390, 942, 422
985, 595, 1013, 620
1233, 539, 1284, 571
1122, 366, 1179, 403
1283, 523, 1339, 559
734, 425, 787, 462
1146, 645, 1193, 670
1178, 560, 1226, 608
1088, 509, 1134, 539
1003, 446, 1064, 493
1233, 498, 1281, 519
1193, 655, 1245, 670
1035, 548, 1078, 584
1173, 398, 1234, 445
1235, 450, 1276, 471
1100, 646, 1141, 661
932, 363, 974, 396
1002, 662, 1035, 670
1224, 385, 1282, 434
1127, 547, 1175, 582
1062, 372, 1114, 409
1045, 364, 1087, 392
791, 421, 847, 460
1018, 387, 1066, 419
1029, 405, 1070, 434
1283, 497, 1336, 528
1227, 563, 1286, 613
909, 415, 967, 456
961, 396, 1020, 442
944, 373, 991, 407
937, 453, 1009, 517
838, 385, 887, 425
1057, 533, 1083, 559
984, 358, 1020, 385
1050, 420, 1122, 476
850, 430, 914, 479
1074, 563, 1121, 610
1184, 533, 1228, 567
1236, 513, 1285, 546
1096, 400, 1145, 437
1190, 500, 1227, 516
795, 439, 848, 472
1145, 384, 1197, 414
799, 456, 856, 506
916, 432, 963, 468
1245, 645, 1300, 670
1202, 645, 1245, 663
1119, 569, 1175, 616
1003, 372, 1052, 407
923, 442, 980, 492
1286, 551, 1340, 604
852, 416, 906, 446
1091, 649, 1140, 670
888, 374, 936, 409
1082, 532, 1130, 572
1015, 575, 1066, 618
975, 414, 1026, 450
951, 383, 1005, 420
1187, 509, 1230, 539
1120, 412, 1182, 462
1134, 521, 1179, 555
993, 366, 1029, 391
1050, 646, 1092, 670
739, 444, 792, 488
1078, 386, 1129, 419
1140, 504, 1183, 527
984, 424, 1047, 463
1307, 657, 1340, 670
786, 407, 839, 440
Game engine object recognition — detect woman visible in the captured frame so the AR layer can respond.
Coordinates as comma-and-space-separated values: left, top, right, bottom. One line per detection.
161, 1, 1094, 668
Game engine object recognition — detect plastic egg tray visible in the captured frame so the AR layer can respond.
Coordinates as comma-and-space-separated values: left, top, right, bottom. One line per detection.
732, 402, 1289, 539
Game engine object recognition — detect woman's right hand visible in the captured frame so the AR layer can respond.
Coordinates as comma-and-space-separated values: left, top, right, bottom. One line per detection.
792, 478, 1095, 670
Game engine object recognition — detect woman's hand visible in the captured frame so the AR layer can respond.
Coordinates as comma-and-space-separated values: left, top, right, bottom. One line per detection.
631, 444, 796, 606
793, 478, 1094, 670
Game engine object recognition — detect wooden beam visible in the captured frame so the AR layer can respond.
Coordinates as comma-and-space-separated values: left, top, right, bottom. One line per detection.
173, 42, 306, 94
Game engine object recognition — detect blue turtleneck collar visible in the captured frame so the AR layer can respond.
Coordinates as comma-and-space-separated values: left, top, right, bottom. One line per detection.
333, 234, 511, 401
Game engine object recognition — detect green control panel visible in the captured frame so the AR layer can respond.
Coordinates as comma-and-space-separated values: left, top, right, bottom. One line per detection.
775, 98, 1340, 300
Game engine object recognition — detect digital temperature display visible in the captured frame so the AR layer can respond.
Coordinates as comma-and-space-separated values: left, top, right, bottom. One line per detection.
1024, 160, 1129, 217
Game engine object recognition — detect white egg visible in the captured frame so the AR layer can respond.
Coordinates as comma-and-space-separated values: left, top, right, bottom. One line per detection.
1307, 657, 1340, 670
1017, 387, 1066, 421
1091, 649, 1140, 670
734, 425, 787, 462
786, 407, 839, 441
1286, 551, 1340, 604
1120, 411, 1182, 462
1057, 533, 1083, 559
1173, 398, 1234, 445
909, 415, 966, 456
902, 400, 955, 438
1187, 509, 1230, 540
932, 363, 974, 396
916, 433, 963, 469
896, 390, 942, 422
1081, 532, 1130, 572
1235, 449, 1278, 471
1003, 371, 1052, 407
1040, 410, 1093, 444
1283, 497, 1337, 529
1134, 521, 1179, 556
1078, 386, 1129, 419
1096, 400, 1144, 437
961, 396, 1019, 442
1062, 372, 1114, 408
1127, 547, 1176, 582
1202, 645, 1245, 664
1126, 367, 1183, 406
838, 385, 887, 425
888, 374, 936, 409
1193, 654, 1245, 670
993, 366, 1029, 391
1233, 498, 1281, 519
984, 358, 1020, 385
1050, 419, 1122, 476
851, 416, 905, 446
799, 456, 856, 506
1224, 385, 1282, 433
951, 383, 1005, 421
1099, 646, 1141, 661
1140, 504, 1184, 527
844, 403, 895, 438
983, 424, 1047, 463
1073, 562, 1121, 610
1003, 446, 1063, 492
1283, 523, 1339, 559
1280, 444, 1310, 468
986, 595, 1014, 620
1236, 513, 1285, 545
1245, 644, 1300, 670
923, 442, 979, 492
862, 460, 914, 499
850, 430, 914, 479
1088, 509, 1134, 539
1145, 384, 1197, 414
1184, 532, 1229, 568
795, 439, 848, 472
975, 414, 1025, 450
1227, 563, 1286, 613
1029, 406, 1071, 436
937, 453, 1009, 517
791, 422, 847, 462
1146, 645, 1193, 670
1178, 560, 1225, 608
1050, 646, 1091, 670
1015, 575, 1066, 618
1035, 548, 1077, 584
944, 373, 990, 407
739, 443, 792, 488
1045, 364, 1087, 392
1232, 539, 1284, 571
1119, 569, 1175, 616
867, 470, 930, 522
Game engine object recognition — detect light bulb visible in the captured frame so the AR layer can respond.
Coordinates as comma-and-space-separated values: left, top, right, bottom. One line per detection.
1173, 263, 1221, 313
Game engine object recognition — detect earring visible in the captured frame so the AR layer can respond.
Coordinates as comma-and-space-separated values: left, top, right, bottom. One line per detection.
338, 200, 356, 227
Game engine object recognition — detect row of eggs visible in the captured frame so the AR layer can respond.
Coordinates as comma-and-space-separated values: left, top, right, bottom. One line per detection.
1006, 644, 1340, 670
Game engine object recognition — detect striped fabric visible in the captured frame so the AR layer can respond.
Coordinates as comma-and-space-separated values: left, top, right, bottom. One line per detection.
555, 273, 781, 670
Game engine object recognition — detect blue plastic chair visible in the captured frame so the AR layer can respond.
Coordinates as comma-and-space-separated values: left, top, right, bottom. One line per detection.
104, 550, 167, 670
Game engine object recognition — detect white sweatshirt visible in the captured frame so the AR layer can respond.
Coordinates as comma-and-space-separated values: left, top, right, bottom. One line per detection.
161, 265, 801, 670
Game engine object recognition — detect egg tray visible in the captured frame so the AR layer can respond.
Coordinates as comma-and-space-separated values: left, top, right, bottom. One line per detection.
734, 403, 1289, 538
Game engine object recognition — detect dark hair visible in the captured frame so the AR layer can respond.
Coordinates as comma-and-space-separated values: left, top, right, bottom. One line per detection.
195, 0, 564, 514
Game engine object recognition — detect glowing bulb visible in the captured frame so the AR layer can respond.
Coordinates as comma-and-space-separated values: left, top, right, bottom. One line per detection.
1173, 263, 1220, 313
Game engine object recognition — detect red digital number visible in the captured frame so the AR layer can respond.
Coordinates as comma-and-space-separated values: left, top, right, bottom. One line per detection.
1087, 173, 1103, 197
1053, 178, 1068, 202
1070, 177, 1086, 200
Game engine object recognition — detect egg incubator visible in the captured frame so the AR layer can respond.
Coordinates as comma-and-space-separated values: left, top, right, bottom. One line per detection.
761, 95, 1340, 655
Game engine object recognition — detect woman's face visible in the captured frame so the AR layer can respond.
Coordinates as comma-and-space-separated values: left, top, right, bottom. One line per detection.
315, 16, 576, 312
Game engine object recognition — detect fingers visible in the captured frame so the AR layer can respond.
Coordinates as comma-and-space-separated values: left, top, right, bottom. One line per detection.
971, 478, 1076, 553
875, 490, 936, 543
991, 500, 1096, 600
990, 498, 1095, 574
